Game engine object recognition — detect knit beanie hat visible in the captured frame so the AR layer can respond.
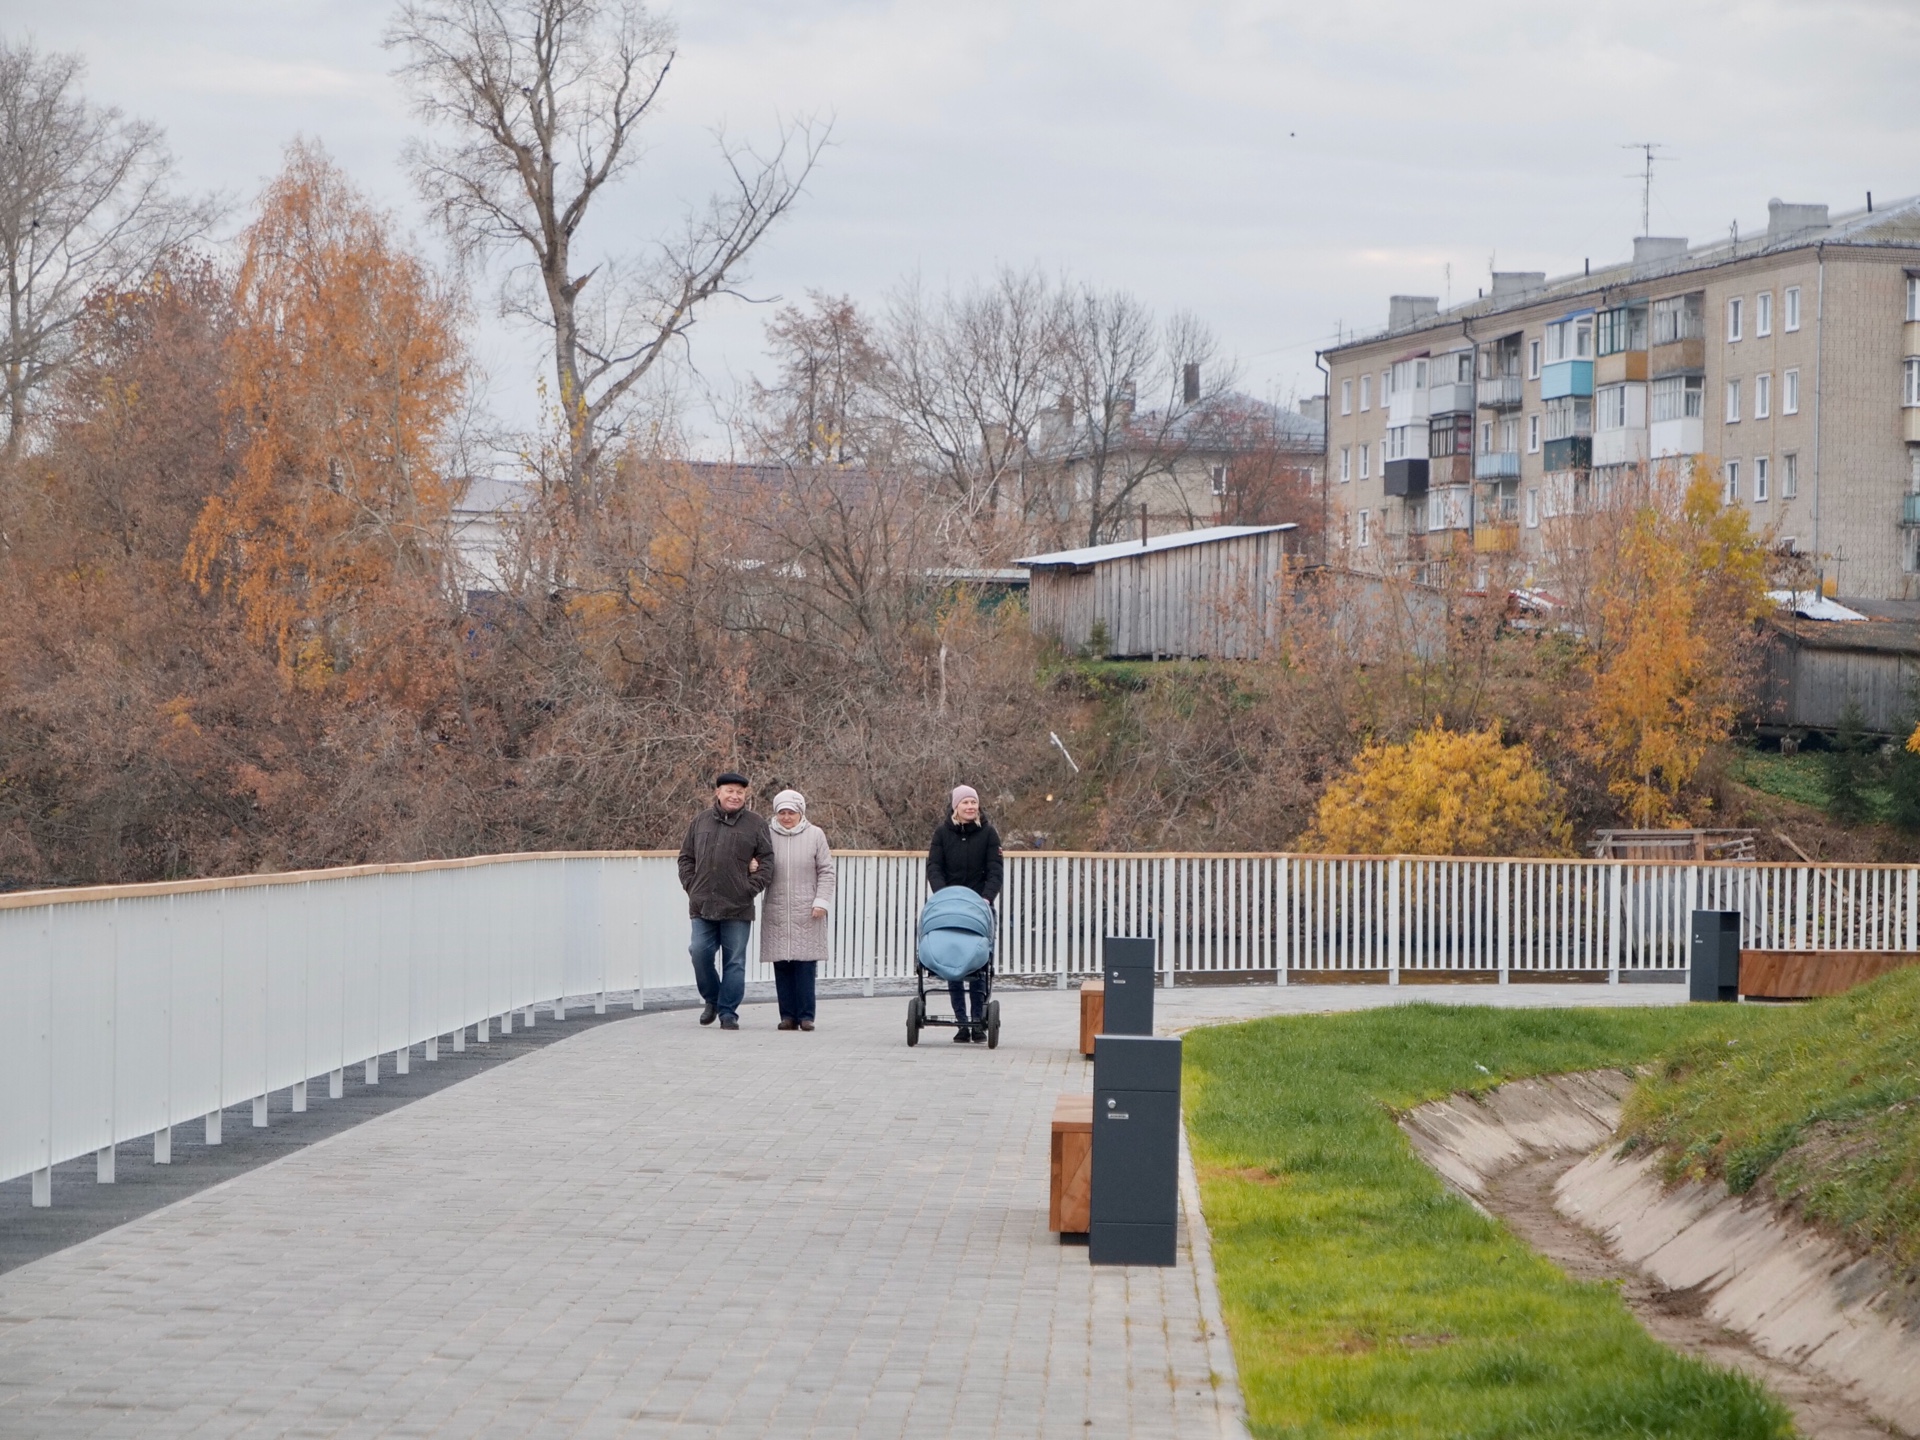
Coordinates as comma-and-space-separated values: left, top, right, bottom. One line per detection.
951, 784, 979, 808
772, 789, 807, 817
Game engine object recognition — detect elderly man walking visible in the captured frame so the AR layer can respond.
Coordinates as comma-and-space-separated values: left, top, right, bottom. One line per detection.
678, 771, 775, 1030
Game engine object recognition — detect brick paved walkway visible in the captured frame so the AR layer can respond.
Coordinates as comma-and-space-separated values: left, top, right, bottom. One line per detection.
0, 982, 1681, 1438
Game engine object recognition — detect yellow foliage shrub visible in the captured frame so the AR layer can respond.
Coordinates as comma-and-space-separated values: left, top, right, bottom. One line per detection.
1306, 722, 1572, 857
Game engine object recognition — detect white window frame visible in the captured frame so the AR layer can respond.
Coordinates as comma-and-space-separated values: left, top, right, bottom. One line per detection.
1359, 443, 1371, 479
1528, 338, 1541, 379
1755, 291, 1772, 337
1380, 372, 1390, 407
1339, 445, 1351, 482
1525, 487, 1539, 528
1359, 374, 1370, 411
1340, 378, 1353, 416
1783, 368, 1799, 415
1783, 451, 1799, 499
1725, 377, 1742, 423
1727, 296, 1744, 342
1527, 414, 1540, 453
1784, 286, 1801, 332
1905, 358, 1920, 410
1909, 275, 1920, 323
1209, 462, 1228, 497
1754, 455, 1769, 502
1597, 384, 1628, 431
1755, 372, 1771, 420
1358, 509, 1371, 547
1725, 459, 1740, 504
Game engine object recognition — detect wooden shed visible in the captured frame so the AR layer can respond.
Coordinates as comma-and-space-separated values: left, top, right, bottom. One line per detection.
1016, 524, 1295, 659
1762, 611, 1920, 735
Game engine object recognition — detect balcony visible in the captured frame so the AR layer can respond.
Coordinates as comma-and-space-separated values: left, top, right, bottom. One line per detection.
1540, 361, 1594, 400
1906, 407, 1920, 445
1387, 391, 1431, 428
1477, 375, 1523, 410
1903, 494, 1920, 528
1427, 484, 1471, 532
1542, 436, 1592, 473
1474, 451, 1521, 480
1595, 351, 1648, 385
1650, 337, 1705, 377
1383, 458, 1429, 497
1592, 428, 1649, 468
1474, 524, 1520, 553
1428, 455, 1472, 487
1428, 381, 1474, 416
1650, 417, 1704, 459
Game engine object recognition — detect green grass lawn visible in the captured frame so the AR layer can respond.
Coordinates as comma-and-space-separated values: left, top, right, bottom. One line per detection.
1726, 747, 1893, 820
1184, 1003, 1797, 1439
1621, 964, 1920, 1278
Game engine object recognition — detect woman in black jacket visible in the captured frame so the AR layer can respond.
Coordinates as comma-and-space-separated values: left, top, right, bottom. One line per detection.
927, 784, 1003, 1042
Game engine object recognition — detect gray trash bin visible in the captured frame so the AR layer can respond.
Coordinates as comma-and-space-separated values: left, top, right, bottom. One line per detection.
1090, 1033, 1181, 1266
1689, 910, 1741, 1002
1101, 936, 1156, 1036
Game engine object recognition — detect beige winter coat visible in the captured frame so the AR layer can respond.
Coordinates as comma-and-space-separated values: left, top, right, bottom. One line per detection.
761, 823, 836, 962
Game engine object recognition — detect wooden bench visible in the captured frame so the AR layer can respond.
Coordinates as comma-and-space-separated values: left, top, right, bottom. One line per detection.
1739, 950, 1920, 999
1050, 1093, 1093, 1234
1078, 979, 1104, 1058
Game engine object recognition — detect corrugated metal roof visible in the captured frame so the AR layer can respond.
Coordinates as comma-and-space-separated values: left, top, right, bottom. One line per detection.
1016, 524, 1296, 570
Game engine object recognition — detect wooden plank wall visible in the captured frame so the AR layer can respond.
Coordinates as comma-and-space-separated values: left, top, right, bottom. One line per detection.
1028, 531, 1286, 659
1739, 949, 1920, 998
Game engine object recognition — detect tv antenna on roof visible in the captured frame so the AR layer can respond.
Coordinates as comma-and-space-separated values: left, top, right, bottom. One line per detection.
1622, 142, 1672, 237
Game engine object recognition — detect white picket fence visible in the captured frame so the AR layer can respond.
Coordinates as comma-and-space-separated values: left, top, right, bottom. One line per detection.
5, 849, 1919, 1198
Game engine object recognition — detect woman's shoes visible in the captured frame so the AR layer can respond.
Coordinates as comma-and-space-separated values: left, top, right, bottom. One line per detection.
952, 1026, 972, 1043
778, 1017, 799, 1031
798, 1019, 814, 1031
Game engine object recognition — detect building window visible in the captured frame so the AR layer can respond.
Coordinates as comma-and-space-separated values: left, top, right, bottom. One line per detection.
1725, 459, 1740, 504
1597, 304, 1647, 356
1727, 296, 1744, 342
1340, 379, 1352, 416
1783, 368, 1799, 415
1543, 396, 1592, 442
1358, 509, 1371, 547
1756, 291, 1773, 337
1783, 451, 1799, 499
1784, 286, 1801, 331
1597, 384, 1628, 430
1525, 488, 1539, 528
1653, 292, 1705, 344
1359, 443, 1371, 478
1380, 371, 1390, 406
1528, 338, 1541, 379
1725, 378, 1741, 423
1906, 358, 1920, 409
1481, 421, 1492, 453
1651, 374, 1704, 421
1209, 463, 1228, 497
1754, 456, 1770, 502
1755, 373, 1772, 419
1339, 446, 1351, 482
1544, 317, 1595, 363
1359, 374, 1371, 411
1909, 275, 1920, 323
1527, 414, 1540, 452
1501, 416, 1519, 453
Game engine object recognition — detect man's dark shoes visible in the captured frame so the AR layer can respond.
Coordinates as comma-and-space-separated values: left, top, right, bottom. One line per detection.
971, 1025, 989, 1043
778, 1017, 799, 1031
798, 1020, 815, 1032
699, 1003, 718, 1026
952, 1025, 972, 1043
719, 1014, 739, 1030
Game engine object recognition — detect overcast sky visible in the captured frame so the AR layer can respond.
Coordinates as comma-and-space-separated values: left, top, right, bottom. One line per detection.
7, 0, 1920, 450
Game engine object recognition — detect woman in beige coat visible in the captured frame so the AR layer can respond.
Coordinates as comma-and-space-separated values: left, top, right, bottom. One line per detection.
762, 789, 837, 1030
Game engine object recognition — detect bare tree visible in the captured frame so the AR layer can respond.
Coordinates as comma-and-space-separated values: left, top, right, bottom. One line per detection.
387, 0, 825, 506
751, 292, 886, 467
0, 40, 214, 459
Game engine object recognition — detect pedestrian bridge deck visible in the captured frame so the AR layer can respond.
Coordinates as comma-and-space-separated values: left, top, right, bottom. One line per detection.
0, 984, 1681, 1438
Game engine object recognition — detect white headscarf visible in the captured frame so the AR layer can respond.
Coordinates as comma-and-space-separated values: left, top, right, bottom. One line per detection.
771, 789, 809, 836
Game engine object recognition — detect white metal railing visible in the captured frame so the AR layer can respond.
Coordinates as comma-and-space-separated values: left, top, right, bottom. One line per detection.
6, 850, 1918, 1198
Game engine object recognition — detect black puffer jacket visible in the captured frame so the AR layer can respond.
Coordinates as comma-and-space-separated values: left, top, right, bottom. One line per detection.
927, 816, 1003, 903
678, 804, 775, 922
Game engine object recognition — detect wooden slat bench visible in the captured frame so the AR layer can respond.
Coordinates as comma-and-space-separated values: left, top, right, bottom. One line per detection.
1050, 1093, 1093, 1234
1078, 979, 1104, 1058
1740, 950, 1920, 999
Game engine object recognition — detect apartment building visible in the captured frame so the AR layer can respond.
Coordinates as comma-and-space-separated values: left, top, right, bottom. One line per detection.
1321, 196, 1920, 597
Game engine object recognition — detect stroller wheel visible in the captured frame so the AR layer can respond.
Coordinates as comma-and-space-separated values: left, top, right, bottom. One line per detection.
906, 995, 921, 1047
986, 999, 1001, 1049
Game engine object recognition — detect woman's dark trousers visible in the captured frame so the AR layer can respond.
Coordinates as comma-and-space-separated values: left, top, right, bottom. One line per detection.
773, 960, 818, 1022
948, 972, 987, 1027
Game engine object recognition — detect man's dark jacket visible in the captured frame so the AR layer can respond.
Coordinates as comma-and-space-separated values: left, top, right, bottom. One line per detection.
678, 804, 775, 922
927, 816, 1003, 902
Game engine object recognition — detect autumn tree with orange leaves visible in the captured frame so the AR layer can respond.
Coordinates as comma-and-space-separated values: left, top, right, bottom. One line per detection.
186, 142, 466, 705
1577, 464, 1772, 827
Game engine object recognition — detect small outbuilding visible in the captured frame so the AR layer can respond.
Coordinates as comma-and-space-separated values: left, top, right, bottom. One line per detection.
1016, 524, 1296, 660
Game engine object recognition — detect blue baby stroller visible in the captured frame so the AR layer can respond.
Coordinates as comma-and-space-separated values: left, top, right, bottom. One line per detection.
907, 887, 1000, 1048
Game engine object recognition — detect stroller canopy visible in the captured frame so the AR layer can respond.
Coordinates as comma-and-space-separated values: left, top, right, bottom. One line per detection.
917, 886, 995, 982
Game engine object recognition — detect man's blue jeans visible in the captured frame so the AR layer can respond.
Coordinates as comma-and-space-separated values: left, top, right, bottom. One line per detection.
690, 918, 751, 1020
